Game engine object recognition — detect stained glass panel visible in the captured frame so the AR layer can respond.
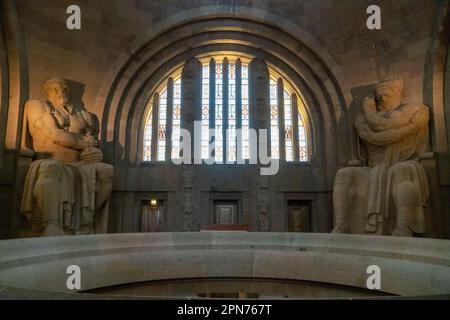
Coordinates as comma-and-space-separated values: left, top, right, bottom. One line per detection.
201, 64, 210, 159
284, 90, 294, 161
241, 64, 250, 160
228, 61, 236, 162
270, 79, 279, 159
171, 78, 182, 159
157, 89, 167, 161
143, 106, 153, 161
215, 60, 223, 163
298, 112, 308, 162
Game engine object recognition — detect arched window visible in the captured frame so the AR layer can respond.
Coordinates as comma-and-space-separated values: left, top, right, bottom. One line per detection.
142, 55, 310, 163
269, 75, 309, 162
199, 57, 250, 163
143, 76, 182, 162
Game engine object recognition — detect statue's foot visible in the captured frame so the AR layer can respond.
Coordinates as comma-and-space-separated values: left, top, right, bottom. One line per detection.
391, 224, 413, 237
42, 222, 66, 237
331, 224, 350, 234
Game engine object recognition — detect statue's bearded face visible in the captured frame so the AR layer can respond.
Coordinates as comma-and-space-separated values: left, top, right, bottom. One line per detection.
46, 83, 69, 108
374, 86, 401, 111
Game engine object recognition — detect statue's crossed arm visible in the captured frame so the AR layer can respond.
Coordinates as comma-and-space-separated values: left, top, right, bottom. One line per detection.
355, 104, 429, 147
26, 100, 95, 150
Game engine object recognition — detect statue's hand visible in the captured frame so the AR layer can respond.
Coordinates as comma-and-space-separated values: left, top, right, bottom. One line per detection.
91, 139, 99, 148
80, 147, 103, 163
80, 135, 99, 149
363, 95, 377, 114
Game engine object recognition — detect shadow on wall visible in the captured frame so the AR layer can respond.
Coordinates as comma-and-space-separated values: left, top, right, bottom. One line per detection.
102, 140, 124, 167
65, 80, 86, 111
64, 79, 121, 166
347, 84, 376, 161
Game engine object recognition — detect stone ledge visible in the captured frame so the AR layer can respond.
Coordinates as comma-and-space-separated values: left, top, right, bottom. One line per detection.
0, 233, 449, 299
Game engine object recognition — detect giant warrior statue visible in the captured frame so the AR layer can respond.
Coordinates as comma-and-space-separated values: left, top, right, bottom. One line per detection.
21, 78, 113, 236
332, 76, 430, 237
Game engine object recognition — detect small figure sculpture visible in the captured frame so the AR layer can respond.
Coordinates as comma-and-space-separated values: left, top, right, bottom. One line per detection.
332, 76, 430, 237
182, 209, 195, 231
21, 78, 113, 236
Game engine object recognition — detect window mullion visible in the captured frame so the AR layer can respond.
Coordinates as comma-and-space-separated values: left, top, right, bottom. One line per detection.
236, 59, 242, 163
277, 78, 286, 161
291, 93, 300, 162
166, 78, 174, 161
223, 58, 229, 164
151, 92, 159, 161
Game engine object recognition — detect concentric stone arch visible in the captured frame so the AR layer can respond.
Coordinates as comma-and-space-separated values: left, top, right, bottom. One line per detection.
96, 7, 354, 171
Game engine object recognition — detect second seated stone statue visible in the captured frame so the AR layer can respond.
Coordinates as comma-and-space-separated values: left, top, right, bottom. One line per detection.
20, 78, 114, 237
332, 76, 430, 237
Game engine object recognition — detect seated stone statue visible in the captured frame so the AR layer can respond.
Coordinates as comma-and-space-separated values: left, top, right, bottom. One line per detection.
332, 76, 430, 237
20, 78, 113, 236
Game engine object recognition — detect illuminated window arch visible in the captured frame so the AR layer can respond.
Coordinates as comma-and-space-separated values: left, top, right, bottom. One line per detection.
269, 74, 309, 162
143, 76, 182, 162
142, 55, 310, 163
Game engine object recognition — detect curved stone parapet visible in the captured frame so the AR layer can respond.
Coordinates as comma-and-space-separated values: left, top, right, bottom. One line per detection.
0, 233, 449, 299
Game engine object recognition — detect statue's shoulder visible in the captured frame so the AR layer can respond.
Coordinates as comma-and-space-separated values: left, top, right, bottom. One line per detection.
25, 99, 50, 114
24, 100, 53, 125
398, 103, 430, 126
399, 102, 429, 114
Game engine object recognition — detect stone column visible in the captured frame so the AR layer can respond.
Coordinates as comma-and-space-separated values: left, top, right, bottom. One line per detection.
151, 92, 159, 160
249, 57, 271, 231
249, 57, 270, 143
165, 78, 174, 161
291, 94, 300, 162
180, 57, 201, 230
181, 57, 202, 163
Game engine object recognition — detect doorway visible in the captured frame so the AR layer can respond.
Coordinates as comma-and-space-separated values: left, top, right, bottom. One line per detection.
141, 200, 164, 232
213, 200, 238, 225
287, 200, 312, 232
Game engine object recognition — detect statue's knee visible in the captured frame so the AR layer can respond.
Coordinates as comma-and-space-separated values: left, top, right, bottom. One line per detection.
95, 163, 114, 184
390, 163, 413, 183
39, 160, 63, 179
335, 167, 357, 185
392, 179, 419, 207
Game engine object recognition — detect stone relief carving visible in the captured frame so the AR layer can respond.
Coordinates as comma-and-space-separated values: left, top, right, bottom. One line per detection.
20, 78, 113, 236
182, 167, 195, 231
258, 176, 271, 231
181, 57, 200, 125
252, 58, 270, 131
332, 76, 430, 237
